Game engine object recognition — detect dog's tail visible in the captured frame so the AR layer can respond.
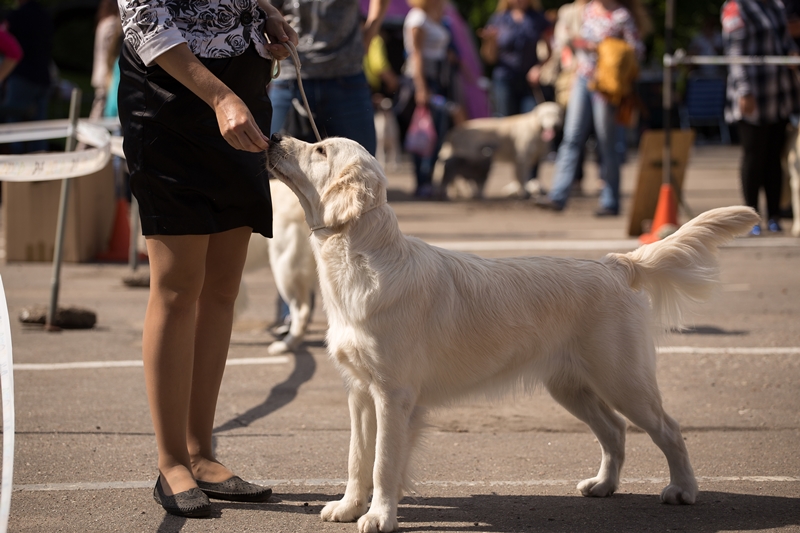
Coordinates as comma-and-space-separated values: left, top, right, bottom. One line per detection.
603, 206, 759, 329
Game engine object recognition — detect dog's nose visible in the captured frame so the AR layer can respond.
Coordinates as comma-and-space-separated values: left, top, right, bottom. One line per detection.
271, 133, 283, 143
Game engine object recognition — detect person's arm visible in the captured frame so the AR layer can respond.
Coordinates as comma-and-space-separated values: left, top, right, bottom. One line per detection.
363, 0, 391, 49
721, 1, 755, 116
619, 10, 643, 61
410, 25, 429, 106
478, 25, 499, 65
0, 29, 21, 84
154, 44, 270, 152
0, 58, 18, 84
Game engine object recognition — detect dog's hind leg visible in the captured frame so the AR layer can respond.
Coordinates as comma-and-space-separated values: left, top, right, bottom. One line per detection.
606, 378, 698, 505
545, 376, 627, 498
268, 287, 313, 355
321, 383, 376, 523
357, 387, 417, 533
788, 129, 800, 237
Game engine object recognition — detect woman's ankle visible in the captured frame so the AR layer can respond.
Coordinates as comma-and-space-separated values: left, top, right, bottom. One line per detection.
190, 455, 235, 483
157, 463, 197, 496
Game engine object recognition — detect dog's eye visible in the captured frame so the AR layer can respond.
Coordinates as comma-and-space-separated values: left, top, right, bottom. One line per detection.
315, 146, 326, 156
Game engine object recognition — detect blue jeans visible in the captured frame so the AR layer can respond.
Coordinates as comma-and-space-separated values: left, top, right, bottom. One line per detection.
492, 73, 540, 180
549, 76, 621, 212
269, 72, 376, 156
491, 72, 537, 118
1, 75, 51, 153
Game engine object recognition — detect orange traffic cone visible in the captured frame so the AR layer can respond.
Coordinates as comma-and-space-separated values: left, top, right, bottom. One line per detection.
97, 198, 131, 262
639, 183, 679, 244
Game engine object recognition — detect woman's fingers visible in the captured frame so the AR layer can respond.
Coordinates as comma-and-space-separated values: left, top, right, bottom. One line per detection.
216, 95, 269, 152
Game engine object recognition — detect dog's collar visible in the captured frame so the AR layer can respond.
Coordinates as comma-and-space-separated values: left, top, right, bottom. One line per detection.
309, 202, 387, 234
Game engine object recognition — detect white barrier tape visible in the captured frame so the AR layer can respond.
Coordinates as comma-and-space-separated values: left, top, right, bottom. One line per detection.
110, 136, 124, 159
666, 50, 800, 67
0, 276, 15, 533
0, 122, 113, 181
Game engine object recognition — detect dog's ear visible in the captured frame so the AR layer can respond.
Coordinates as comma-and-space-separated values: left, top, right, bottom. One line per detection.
320, 165, 375, 227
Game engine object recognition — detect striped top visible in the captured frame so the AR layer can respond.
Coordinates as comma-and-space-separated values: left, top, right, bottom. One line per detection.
722, 0, 800, 124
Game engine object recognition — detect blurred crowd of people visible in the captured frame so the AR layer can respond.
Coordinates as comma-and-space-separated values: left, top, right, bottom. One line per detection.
2, 0, 800, 231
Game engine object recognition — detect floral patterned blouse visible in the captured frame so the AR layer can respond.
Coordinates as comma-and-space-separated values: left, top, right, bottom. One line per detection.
117, 0, 272, 67
576, 0, 643, 79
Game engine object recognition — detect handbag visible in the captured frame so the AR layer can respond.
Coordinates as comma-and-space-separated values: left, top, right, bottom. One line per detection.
404, 105, 437, 158
588, 37, 639, 106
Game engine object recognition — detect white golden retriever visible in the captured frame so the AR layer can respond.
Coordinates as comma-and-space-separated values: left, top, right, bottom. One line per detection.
267, 134, 758, 533
786, 126, 800, 237
433, 101, 563, 198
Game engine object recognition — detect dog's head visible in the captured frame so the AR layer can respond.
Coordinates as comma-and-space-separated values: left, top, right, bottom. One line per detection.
267, 134, 388, 232
534, 101, 564, 143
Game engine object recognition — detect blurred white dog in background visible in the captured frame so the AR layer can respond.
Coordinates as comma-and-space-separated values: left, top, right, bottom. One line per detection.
237, 179, 317, 354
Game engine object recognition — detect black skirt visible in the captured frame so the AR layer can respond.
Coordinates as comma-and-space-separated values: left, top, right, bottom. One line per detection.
118, 42, 273, 237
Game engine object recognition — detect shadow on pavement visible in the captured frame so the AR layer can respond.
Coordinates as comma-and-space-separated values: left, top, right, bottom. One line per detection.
152, 491, 800, 532
677, 325, 749, 336
293, 491, 797, 532
213, 348, 317, 433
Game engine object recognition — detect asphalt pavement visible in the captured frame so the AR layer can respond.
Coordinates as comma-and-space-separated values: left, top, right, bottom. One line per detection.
1, 145, 798, 532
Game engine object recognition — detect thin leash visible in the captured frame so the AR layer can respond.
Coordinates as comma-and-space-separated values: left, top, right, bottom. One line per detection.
270, 40, 385, 235
270, 40, 323, 143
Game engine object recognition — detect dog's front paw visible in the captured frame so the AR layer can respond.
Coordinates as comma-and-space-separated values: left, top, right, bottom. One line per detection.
577, 476, 618, 498
357, 511, 399, 533
321, 497, 368, 523
660, 484, 697, 505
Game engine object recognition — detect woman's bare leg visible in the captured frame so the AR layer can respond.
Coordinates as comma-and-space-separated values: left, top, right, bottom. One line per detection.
186, 227, 253, 482
143, 234, 209, 496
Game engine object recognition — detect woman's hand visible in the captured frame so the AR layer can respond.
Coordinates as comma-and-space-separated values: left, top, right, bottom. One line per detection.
415, 85, 430, 107
259, 0, 298, 60
739, 94, 756, 117
477, 26, 498, 42
526, 64, 542, 86
213, 92, 270, 152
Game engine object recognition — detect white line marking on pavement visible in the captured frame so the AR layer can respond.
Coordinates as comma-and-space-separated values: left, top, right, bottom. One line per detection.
13, 347, 798, 371
13, 356, 290, 371
429, 237, 800, 252
658, 347, 800, 355
14, 476, 800, 492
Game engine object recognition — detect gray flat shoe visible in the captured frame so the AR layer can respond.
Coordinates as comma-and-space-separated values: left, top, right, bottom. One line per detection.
153, 477, 211, 518
196, 476, 272, 502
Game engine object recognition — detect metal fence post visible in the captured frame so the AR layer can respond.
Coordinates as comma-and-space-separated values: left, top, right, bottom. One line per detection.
45, 88, 82, 331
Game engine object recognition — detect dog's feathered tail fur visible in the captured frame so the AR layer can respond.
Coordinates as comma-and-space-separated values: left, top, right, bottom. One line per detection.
603, 206, 759, 330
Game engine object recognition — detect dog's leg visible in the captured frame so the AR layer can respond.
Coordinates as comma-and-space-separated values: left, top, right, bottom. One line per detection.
612, 387, 697, 504
789, 133, 800, 237
546, 379, 627, 498
321, 384, 376, 523
357, 387, 417, 533
394, 405, 427, 500
268, 286, 312, 355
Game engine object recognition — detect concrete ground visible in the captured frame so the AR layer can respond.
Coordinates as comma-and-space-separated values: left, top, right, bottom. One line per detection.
1, 144, 799, 532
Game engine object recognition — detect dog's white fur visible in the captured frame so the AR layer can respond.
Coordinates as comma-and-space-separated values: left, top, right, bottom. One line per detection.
268, 135, 759, 533
433, 102, 563, 198
238, 180, 317, 354
785, 125, 800, 237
